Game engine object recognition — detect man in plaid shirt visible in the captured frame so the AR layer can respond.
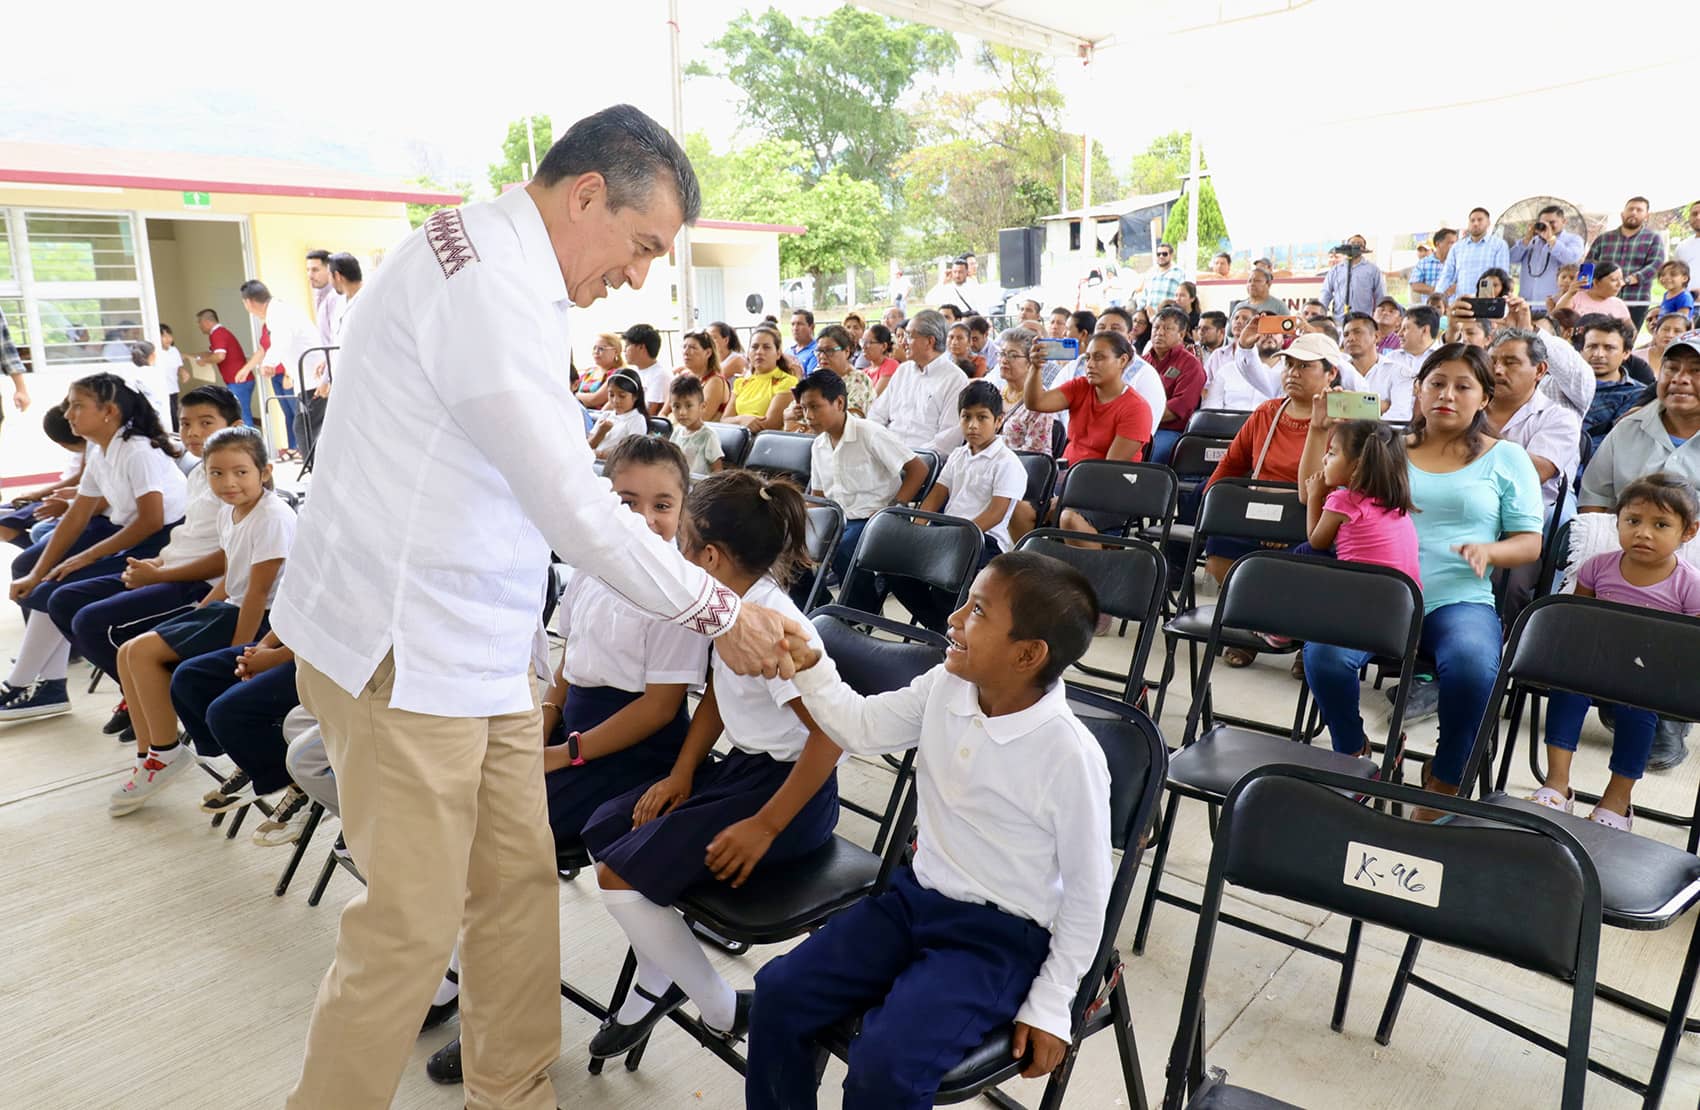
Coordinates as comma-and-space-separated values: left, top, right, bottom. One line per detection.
0, 304, 32, 431
1139, 243, 1186, 311
1408, 227, 1456, 305
1587, 196, 1665, 328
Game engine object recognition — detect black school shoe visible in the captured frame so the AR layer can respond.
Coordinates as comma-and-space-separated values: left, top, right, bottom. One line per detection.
705, 989, 754, 1045
587, 983, 687, 1060
425, 1035, 462, 1085
102, 703, 130, 735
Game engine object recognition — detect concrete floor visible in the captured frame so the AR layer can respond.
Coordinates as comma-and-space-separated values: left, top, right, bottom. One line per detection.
2, 581, 1698, 1109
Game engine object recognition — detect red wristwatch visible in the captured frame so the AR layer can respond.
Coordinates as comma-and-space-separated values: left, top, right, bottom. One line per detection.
567, 731, 586, 767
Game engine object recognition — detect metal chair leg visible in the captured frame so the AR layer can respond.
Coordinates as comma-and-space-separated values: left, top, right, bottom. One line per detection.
1375, 936, 1423, 1045
275, 803, 323, 897
306, 850, 338, 907
1133, 792, 1182, 955
1331, 919, 1362, 1032
588, 949, 639, 1076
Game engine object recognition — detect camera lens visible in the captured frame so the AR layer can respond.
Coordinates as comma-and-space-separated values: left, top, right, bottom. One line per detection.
1534, 221, 1546, 232
1282, 318, 1296, 333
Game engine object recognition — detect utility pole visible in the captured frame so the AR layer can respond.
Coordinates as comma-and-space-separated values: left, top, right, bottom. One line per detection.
668, 0, 695, 330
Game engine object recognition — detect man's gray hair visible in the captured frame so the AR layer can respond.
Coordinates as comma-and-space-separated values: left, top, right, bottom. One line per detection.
997, 327, 1036, 357
1492, 326, 1548, 365
534, 104, 701, 224
907, 309, 948, 350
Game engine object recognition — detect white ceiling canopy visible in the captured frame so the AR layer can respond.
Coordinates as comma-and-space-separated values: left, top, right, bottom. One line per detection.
859, 0, 1695, 250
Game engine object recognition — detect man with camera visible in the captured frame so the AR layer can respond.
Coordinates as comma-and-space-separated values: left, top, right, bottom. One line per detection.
1509, 205, 1584, 306
1317, 234, 1386, 321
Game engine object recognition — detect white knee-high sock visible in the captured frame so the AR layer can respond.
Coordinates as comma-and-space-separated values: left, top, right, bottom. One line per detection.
8, 619, 71, 687
599, 887, 736, 1030
431, 944, 460, 1007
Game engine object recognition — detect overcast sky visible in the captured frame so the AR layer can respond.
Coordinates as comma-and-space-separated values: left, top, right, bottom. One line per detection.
0, 0, 1153, 195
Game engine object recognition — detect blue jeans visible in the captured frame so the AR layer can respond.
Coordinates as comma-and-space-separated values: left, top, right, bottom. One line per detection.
1545, 693, 1657, 780
229, 379, 256, 423
1303, 601, 1501, 787
1150, 428, 1182, 464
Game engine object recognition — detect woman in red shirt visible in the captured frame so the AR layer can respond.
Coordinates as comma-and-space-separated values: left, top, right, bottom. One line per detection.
1009, 330, 1154, 542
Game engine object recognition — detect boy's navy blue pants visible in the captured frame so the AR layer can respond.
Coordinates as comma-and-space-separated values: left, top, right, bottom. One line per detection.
171, 645, 299, 786
746, 867, 1053, 1110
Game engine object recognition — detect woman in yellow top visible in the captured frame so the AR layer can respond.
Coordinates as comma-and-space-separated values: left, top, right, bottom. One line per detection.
723, 325, 797, 431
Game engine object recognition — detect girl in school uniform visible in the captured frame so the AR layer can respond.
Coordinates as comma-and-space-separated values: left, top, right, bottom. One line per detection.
422, 435, 714, 1084
588, 370, 648, 459
110, 426, 297, 815
581, 469, 838, 1061
1, 373, 187, 723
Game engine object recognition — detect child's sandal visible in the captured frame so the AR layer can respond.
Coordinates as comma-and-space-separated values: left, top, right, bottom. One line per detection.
1222, 646, 1258, 668
1527, 786, 1574, 815
1587, 805, 1632, 832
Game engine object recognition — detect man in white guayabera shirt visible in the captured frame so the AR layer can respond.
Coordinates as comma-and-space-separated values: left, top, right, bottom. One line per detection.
271, 104, 803, 1110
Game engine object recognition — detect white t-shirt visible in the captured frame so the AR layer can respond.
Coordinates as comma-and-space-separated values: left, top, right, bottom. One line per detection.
631, 362, 669, 410
158, 346, 185, 395
1673, 237, 1700, 294
937, 437, 1027, 551
554, 568, 709, 692
711, 575, 823, 760
595, 407, 648, 452
218, 492, 297, 607
77, 434, 188, 529
156, 460, 224, 581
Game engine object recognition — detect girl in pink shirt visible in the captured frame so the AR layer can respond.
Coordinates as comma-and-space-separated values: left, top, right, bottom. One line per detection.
1302, 419, 1421, 582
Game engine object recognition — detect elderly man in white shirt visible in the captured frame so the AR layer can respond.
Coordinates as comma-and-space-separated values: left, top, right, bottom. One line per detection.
271, 105, 798, 1110
866, 309, 968, 453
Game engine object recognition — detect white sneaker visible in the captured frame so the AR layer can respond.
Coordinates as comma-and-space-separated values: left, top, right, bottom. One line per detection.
109, 751, 193, 816
252, 785, 312, 846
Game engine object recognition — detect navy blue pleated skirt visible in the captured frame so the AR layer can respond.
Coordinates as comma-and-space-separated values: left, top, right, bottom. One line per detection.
581, 747, 840, 906
545, 684, 689, 847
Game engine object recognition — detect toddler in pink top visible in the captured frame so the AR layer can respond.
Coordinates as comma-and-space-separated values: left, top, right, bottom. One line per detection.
1303, 419, 1421, 585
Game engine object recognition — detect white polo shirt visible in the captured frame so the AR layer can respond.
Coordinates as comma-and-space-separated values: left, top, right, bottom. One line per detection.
936, 436, 1026, 550
555, 568, 709, 692
866, 352, 968, 453
257, 297, 325, 389
810, 414, 916, 521
712, 576, 822, 760
793, 662, 1111, 1043
77, 433, 187, 529
1495, 388, 1583, 510
271, 187, 738, 718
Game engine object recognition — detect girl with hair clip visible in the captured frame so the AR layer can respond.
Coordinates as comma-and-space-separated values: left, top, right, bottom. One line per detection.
111, 426, 297, 815
1300, 345, 1543, 811
422, 434, 713, 1083
588, 370, 648, 459
1, 373, 186, 722
580, 469, 836, 1062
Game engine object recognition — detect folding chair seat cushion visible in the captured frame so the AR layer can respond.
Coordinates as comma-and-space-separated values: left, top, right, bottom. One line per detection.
1185, 1083, 1302, 1109
1167, 725, 1379, 799
1165, 604, 1278, 651
674, 835, 884, 944
1453, 794, 1700, 924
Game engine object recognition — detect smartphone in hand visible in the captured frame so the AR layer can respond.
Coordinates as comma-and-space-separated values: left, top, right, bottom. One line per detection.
1576, 262, 1595, 289
1034, 337, 1079, 361
1326, 391, 1382, 421
1255, 315, 1301, 336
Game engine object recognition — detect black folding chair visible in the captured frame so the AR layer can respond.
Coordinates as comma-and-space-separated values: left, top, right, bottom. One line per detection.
1383, 595, 1700, 1107
596, 607, 938, 1077
1015, 529, 1165, 705
713, 422, 752, 467
1013, 449, 1058, 511
1162, 764, 1602, 1110
1182, 408, 1254, 440
911, 447, 944, 505
744, 429, 814, 486
1056, 459, 1179, 547
1156, 433, 1235, 556
1135, 553, 1422, 969
795, 497, 846, 614
817, 686, 1167, 1110
1149, 479, 1309, 726
837, 506, 983, 628
646, 415, 673, 439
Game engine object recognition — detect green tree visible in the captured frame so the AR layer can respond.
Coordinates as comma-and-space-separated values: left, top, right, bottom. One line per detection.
785, 170, 886, 284
690, 6, 956, 186
1159, 178, 1231, 269
487, 114, 552, 193
406, 176, 473, 229
1126, 130, 1194, 195
684, 133, 810, 226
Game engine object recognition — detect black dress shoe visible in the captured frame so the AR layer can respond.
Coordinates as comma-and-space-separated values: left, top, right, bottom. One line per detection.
706, 989, 754, 1044
425, 1035, 462, 1084
587, 983, 687, 1059
421, 993, 458, 1033
102, 706, 130, 735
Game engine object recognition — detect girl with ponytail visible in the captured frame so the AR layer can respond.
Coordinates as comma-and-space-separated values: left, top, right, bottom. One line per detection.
0, 373, 187, 722
579, 469, 836, 1057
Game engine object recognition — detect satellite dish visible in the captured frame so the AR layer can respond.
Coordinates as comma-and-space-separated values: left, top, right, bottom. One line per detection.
745, 293, 764, 315
1494, 195, 1588, 251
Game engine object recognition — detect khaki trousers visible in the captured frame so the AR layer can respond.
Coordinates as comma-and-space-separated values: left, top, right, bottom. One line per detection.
286, 656, 560, 1110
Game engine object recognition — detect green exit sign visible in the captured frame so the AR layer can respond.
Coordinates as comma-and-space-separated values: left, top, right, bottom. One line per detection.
181, 191, 211, 208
